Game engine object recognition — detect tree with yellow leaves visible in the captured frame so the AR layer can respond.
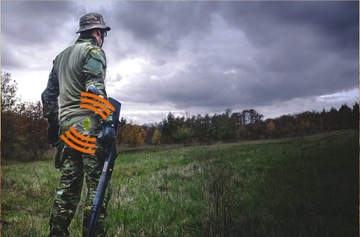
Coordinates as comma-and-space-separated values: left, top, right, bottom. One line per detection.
122, 124, 147, 147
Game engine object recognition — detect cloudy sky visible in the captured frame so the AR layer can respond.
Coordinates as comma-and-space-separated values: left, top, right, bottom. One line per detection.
2, 1, 359, 124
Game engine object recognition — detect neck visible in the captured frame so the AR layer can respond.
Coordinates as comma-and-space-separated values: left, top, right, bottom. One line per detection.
77, 36, 98, 46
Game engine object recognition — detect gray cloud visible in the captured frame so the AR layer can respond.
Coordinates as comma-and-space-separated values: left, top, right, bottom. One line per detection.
116, 1, 358, 110
218, 2, 358, 49
2, 1, 79, 71
111, 1, 215, 53
1, 46, 24, 69
2, 1, 77, 45
1, 1, 358, 124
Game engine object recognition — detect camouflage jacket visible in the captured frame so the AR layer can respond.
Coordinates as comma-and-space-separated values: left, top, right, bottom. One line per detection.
41, 37, 109, 125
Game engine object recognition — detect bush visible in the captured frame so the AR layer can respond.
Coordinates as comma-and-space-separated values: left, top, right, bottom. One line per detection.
122, 124, 147, 147
173, 127, 193, 144
236, 126, 250, 140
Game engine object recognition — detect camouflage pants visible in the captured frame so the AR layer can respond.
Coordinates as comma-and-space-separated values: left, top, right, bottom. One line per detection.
49, 116, 111, 237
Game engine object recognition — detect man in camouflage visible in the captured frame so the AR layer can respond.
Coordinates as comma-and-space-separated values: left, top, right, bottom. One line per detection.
41, 13, 115, 237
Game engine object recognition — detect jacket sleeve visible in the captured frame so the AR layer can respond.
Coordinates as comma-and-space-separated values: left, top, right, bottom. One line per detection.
82, 46, 112, 122
83, 46, 108, 97
41, 65, 60, 125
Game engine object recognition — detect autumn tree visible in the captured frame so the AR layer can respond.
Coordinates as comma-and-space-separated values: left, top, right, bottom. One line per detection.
277, 115, 296, 137
1, 71, 48, 160
151, 127, 162, 145
122, 124, 147, 147
236, 126, 250, 140
266, 120, 276, 138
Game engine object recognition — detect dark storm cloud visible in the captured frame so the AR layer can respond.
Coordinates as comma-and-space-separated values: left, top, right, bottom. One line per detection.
218, 1, 358, 50
2, 1, 358, 123
2, 1, 77, 45
106, 1, 358, 112
2, 1, 79, 71
151, 1, 359, 109
110, 1, 216, 54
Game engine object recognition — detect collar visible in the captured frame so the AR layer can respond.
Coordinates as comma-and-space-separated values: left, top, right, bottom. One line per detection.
75, 36, 98, 46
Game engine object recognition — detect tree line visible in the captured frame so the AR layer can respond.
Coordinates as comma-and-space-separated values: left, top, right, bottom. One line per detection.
119, 102, 358, 147
1, 71, 359, 161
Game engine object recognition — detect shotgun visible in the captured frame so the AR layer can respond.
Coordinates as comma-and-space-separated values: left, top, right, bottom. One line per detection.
87, 97, 121, 237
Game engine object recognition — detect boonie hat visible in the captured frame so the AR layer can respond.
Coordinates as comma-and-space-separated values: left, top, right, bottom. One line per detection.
76, 13, 111, 33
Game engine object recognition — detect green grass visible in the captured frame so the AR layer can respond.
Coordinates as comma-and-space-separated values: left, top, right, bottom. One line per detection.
2, 129, 358, 236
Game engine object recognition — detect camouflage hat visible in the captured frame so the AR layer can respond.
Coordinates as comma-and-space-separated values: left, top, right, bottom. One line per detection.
76, 13, 111, 34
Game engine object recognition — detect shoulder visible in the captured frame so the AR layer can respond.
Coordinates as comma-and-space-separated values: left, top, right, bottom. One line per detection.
81, 43, 107, 76
83, 44, 106, 66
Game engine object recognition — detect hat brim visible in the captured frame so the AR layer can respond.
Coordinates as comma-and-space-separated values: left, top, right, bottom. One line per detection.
76, 23, 111, 34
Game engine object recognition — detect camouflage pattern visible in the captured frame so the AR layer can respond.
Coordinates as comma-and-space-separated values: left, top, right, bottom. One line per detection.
42, 67, 60, 125
76, 13, 111, 34
42, 14, 112, 236
41, 37, 110, 123
49, 116, 111, 237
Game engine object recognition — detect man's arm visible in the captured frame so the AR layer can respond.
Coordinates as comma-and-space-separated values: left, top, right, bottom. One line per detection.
83, 46, 112, 122
83, 47, 108, 98
41, 65, 60, 145
83, 46, 115, 145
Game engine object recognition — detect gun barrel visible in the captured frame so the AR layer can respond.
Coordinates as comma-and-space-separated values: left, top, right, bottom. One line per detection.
87, 98, 121, 237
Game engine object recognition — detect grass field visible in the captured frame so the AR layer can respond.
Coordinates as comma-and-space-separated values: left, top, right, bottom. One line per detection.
2, 129, 358, 237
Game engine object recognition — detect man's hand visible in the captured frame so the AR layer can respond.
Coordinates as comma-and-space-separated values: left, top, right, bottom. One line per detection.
48, 124, 60, 146
97, 121, 116, 147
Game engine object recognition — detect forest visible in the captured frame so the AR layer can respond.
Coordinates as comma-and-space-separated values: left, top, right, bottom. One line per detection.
1, 71, 359, 161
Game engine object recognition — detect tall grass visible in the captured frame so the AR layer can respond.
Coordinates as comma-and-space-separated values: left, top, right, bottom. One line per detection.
2, 129, 358, 236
